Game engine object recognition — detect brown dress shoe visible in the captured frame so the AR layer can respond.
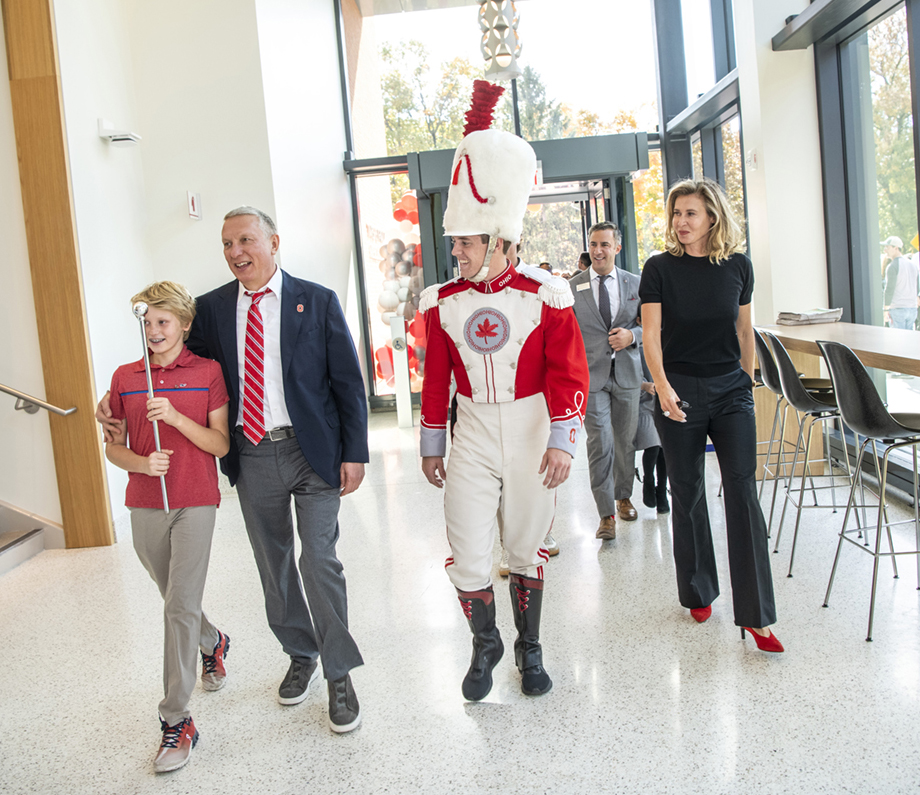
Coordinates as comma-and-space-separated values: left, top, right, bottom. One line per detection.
617, 498, 638, 522
596, 515, 616, 540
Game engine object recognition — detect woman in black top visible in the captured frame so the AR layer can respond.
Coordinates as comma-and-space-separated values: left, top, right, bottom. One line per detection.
639, 178, 782, 653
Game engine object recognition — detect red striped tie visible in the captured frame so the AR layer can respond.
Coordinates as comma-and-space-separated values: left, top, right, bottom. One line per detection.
242, 289, 270, 446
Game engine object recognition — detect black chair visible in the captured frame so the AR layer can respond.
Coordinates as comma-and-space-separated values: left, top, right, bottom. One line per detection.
817, 340, 920, 641
764, 332, 854, 577
753, 330, 832, 507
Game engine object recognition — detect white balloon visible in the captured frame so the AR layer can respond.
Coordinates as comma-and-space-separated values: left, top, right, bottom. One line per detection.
399, 220, 413, 233
398, 276, 411, 288
381, 311, 396, 324
383, 280, 400, 292
378, 291, 399, 311
397, 302, 406, 316
398, 287, 409, 301
404, 233, 421, 245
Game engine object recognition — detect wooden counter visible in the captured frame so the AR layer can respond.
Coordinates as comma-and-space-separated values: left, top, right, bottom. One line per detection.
757, 322, 920, 376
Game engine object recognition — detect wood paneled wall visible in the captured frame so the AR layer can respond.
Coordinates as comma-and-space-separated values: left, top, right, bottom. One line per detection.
2, 0, 113, 547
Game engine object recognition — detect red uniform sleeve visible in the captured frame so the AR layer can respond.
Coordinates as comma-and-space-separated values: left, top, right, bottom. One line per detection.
419, 306, 453, 457
541, 304, 590, 453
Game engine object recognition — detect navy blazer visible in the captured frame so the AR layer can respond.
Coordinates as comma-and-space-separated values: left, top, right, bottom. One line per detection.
187, 270, 369, 488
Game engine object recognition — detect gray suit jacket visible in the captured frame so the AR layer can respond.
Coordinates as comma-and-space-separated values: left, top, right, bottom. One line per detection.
569, 267, 643, 392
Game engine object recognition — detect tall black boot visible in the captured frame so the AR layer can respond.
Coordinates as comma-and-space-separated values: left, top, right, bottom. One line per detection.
655, 450, 670, 514
642, 448, 658, 508
509, 574, 552, 696
456, 587, 504, 701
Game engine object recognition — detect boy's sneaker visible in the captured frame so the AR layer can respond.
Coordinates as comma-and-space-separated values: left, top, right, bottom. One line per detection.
498, 548, 511, 577
153, 716, 198, 773
201, 631, 229, 691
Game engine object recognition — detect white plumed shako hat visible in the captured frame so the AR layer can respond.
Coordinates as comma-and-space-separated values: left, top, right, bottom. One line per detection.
443, 80, 536, 245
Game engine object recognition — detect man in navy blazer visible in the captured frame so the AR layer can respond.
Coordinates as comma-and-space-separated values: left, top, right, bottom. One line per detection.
187, 207, 368, 733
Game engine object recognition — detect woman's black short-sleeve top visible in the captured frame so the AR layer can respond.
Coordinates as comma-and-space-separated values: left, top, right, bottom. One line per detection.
638, 251, 753, 377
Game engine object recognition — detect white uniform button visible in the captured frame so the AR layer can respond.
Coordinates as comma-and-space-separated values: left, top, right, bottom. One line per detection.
438, 299, 444, 306
465, 364, 472, 371
441, 322, 448, 329
472, 387, 479, 395
510, 362, 517, 369
517, 338, 524, 345
504, 287, 511, 294
508, 386, 515, 394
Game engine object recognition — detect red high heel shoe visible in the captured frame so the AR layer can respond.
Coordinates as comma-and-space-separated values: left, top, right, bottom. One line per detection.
690, 606, 712, 623
741, 627, 784, 653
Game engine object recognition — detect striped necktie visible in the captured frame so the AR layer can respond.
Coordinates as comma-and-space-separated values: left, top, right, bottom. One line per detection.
242, 289, 270, 446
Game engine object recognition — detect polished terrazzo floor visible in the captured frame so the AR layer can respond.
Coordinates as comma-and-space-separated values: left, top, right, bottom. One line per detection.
2, 410, 920, 794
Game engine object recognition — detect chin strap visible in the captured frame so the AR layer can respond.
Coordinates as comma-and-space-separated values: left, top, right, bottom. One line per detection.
467, 235, 502, 283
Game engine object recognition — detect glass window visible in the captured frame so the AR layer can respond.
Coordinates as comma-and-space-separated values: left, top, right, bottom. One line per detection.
681, 0, 716, 100
634, 150, 667, 266
838, 6, 919, 405
341, 0, 659, 158
721, 115, 746, 235
353, 172, 428, 397
520, 199, 583, 274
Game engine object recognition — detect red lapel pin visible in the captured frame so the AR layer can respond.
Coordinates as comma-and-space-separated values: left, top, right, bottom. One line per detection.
297, 304, 304, 313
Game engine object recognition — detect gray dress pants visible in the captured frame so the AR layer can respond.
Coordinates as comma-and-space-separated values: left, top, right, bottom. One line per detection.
234, 431, 363, 681
584, 366, 640, 517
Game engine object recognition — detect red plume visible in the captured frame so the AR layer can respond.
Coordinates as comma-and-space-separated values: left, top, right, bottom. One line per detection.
462, 80, 505, 137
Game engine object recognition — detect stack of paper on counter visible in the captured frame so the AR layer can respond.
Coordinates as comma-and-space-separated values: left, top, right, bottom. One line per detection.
776, 308, 843, 325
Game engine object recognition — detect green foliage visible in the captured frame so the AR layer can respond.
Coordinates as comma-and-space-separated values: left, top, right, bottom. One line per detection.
869, 10, 917, 247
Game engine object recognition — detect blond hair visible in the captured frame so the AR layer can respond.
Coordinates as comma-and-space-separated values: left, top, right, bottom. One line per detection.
664, 178, 746, 264
130, 281, 196, 340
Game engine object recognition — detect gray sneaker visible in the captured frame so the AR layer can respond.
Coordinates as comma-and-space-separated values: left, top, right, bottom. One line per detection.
327, 674, 361, 733
277, 658, 318, 705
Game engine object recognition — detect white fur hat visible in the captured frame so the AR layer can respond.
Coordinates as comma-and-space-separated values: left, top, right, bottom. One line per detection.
443, 81, 536, 244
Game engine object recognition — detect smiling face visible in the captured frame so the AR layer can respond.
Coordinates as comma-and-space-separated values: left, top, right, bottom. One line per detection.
588, 229, 622, 276
451, 235, 490, 280
143, 306, 190, 365
671, 194, 715, 256
222, 214, 279, 291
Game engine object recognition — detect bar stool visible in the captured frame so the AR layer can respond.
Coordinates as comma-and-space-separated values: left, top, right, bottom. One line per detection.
753, 330, 832, 510
817, 340, 920, 641
764, 332, 855, 577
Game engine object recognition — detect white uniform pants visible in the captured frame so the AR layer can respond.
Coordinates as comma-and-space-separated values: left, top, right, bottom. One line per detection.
444, 392, 555, 591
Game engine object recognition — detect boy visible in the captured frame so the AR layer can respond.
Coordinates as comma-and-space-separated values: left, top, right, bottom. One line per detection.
105, 281, 231, 773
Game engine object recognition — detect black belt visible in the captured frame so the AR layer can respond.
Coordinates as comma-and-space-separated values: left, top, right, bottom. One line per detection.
236, 425, 296, 442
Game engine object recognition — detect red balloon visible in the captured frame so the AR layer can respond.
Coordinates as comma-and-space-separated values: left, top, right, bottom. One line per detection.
408, 312, 426, 342
375, 346, 394, 365
413, 248, 422, 267
408, 210, 419, 225
393, 208, 408, 223
402, 194, 418, 211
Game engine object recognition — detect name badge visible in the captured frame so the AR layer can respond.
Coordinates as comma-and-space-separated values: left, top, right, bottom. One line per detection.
576, 283, 591, 292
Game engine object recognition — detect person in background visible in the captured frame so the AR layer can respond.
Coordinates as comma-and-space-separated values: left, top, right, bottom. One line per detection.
634, 306, 669, 514
882, 235, 919, 331
639, 177, 782, 653
577, 252, 591, 272
568, 221, 643, 541
538, 261, 552, 272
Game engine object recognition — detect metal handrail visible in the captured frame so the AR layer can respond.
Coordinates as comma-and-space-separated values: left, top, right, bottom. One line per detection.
0, 383, 76, 416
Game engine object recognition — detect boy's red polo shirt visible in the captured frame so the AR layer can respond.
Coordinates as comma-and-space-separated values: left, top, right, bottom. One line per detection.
109, 346, 229, 510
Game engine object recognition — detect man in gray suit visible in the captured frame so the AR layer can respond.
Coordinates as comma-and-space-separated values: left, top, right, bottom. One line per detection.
569, 222, 642, 540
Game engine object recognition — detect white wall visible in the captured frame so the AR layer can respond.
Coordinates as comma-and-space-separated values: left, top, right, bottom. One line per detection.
125, 0, 277, 299
734, 0, 829, 325
254, 0, 365, 372
54, 0, 157, 521
0, 15, 63, 532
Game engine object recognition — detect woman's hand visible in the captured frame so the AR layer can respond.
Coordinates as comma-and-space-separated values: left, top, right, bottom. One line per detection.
656, 381, 687, 422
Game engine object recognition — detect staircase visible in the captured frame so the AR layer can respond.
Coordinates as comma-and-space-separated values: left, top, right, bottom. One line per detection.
0, 527, 44, 576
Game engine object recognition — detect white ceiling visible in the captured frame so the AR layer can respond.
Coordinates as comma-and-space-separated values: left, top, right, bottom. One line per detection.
356, 0, 528, 17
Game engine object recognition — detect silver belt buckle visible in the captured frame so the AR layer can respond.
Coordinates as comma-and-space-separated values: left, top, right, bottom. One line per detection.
267, 427, 292, 442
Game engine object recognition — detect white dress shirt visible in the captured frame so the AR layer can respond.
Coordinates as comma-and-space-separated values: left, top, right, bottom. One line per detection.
236, 267, 293, 430
591, 267, 620, 359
